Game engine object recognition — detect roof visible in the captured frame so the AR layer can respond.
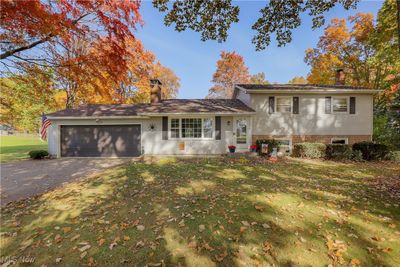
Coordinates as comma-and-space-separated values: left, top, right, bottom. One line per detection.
236, 84, 373, 90
47, 99, 255, 118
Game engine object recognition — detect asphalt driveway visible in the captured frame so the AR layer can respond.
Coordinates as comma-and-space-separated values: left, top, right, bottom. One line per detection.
0, 158, 132, 206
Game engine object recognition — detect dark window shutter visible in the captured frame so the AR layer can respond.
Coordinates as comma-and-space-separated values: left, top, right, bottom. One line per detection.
325, 97, 332, 114
293, 96, 299, 114
269, 96, 275, 113
162, 116, 168, 140
215, 116, 221, 140
350, 97, 356, 114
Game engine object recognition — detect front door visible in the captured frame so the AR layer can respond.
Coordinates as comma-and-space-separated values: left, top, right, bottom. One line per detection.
235, 118, 248, 150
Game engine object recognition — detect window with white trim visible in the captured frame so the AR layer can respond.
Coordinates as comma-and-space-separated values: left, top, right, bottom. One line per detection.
332, 97, 348, 113
170, 118, 214, 139
182, 118, 202, 138
170, 118, 180, 138
277, 139, 291, 154
276, 97, 292, 113
203, 118, 213, 138
331, 138, 348, 144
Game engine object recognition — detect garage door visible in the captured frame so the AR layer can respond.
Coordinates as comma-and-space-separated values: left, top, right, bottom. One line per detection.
60, 125, 141, 157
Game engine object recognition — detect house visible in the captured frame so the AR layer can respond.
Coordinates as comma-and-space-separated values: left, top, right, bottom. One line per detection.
47, 71, 378, 157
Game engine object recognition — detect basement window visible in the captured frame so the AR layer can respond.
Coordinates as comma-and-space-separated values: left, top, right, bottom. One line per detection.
331, 138, 348, 144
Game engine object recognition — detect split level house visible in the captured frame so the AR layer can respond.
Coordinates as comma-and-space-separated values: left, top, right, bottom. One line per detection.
47, 70, 378, 157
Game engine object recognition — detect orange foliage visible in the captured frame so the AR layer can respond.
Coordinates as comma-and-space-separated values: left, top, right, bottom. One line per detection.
208, 51, 250, 98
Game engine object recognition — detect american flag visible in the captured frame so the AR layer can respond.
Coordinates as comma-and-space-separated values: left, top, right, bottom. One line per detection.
40, 114, 51, 141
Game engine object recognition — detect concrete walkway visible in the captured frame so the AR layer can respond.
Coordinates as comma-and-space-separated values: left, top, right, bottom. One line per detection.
0, 158, 131, 206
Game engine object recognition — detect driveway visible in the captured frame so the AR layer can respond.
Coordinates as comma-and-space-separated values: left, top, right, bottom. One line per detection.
0, 158, 132, 206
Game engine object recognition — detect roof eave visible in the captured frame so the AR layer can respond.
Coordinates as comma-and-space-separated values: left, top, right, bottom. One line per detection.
47, 115, 150, 120
245, 89, 380, 94
140, 111, 256, 116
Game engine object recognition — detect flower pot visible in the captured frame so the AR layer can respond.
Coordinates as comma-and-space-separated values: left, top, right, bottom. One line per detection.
229, 147, 236, 153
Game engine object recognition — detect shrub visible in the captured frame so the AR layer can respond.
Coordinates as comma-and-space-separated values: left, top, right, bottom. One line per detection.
28, 150, 49, 159
292, 143, 326, 159
325, 144, 352, 160
388, 151, 400, 161
255, 139, 279, 155
351, 150, 364, 161
352, 141, 390, 161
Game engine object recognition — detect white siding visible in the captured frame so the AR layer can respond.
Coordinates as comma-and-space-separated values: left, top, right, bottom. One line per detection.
250, 93, 373, 135
236, 89, 251, 106
48, 116, 234, 157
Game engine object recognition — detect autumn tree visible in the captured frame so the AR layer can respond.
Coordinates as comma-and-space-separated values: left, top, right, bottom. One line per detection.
0, 0, 152, 102
0, 67, 62, 131
207, 51, 250, 98
304, 12, 395, 89
250, 72, 269, 84
288, 76, 308, 84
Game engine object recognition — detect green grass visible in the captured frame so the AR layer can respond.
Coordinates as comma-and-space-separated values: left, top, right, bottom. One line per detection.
1, 157, 399, 266
0, 135, 47, 163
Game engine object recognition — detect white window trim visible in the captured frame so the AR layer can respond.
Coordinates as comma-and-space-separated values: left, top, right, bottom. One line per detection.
275, 96, 293, 114
332, 96, 349, 114
168, 117, 214, 140
273, 137, 293, 153
331, 137, 349, 144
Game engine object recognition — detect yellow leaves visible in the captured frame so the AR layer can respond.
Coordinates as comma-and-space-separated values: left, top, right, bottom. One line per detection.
62, 227, 71, 234
97, 238, 105, 246
350, 258, 361, 266
325, 236, 347, 265
254, 205, 263, 211
262, 241, 272, 254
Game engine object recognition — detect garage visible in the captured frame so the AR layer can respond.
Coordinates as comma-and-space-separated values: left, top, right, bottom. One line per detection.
60, 125, 141, 157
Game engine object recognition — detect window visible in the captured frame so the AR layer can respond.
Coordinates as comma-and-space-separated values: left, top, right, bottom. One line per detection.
203, 118, 213, 138
331, 138, 348, 144
332, 97, 348, 113
170, 118, 214, 139
182, 118, 202, 138
276, 97, 292, 113
277, 139, 291, 154
170, 119, 180, 138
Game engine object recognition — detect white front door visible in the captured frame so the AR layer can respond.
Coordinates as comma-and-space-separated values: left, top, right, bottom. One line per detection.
235, 118, 248, 150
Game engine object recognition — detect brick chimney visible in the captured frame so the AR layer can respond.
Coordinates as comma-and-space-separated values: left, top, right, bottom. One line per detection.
150, 79, 162, 103
335, 69, 345, 85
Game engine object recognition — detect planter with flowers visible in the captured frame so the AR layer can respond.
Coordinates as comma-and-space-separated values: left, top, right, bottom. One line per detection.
228, 145, 236, 153
249, 144, 258, 157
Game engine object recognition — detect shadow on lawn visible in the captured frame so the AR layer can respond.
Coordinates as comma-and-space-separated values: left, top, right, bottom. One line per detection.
0, 157, 398, 266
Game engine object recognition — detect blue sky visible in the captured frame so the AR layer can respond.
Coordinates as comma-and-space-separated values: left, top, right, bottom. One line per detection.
136, 1, 382, 99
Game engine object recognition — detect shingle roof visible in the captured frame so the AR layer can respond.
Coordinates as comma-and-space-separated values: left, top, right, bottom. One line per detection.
236, 84, 371, 90
47, 99, 255, 117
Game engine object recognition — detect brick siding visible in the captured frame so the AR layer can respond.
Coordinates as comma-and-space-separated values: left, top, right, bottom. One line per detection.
252, 135, 372, 145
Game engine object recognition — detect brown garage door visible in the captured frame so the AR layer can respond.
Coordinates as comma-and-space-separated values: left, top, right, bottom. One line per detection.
61, 125, 141, 157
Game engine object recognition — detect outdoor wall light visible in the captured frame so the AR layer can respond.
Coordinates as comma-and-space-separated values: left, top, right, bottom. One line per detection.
227, 120, 231, 126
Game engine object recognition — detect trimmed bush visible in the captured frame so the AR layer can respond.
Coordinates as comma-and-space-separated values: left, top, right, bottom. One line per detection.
255, 139, 279, 155
28, 150, 49, 159
351, 150, 364, 161
388, 151, 400, 161
352, 141, 390, 161
325, 144, 352, 160
292, 143, 326, 159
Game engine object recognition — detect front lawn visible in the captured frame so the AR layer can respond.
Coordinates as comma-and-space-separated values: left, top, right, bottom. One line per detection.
1, 158, 399, 266
0, 135, 47, 163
